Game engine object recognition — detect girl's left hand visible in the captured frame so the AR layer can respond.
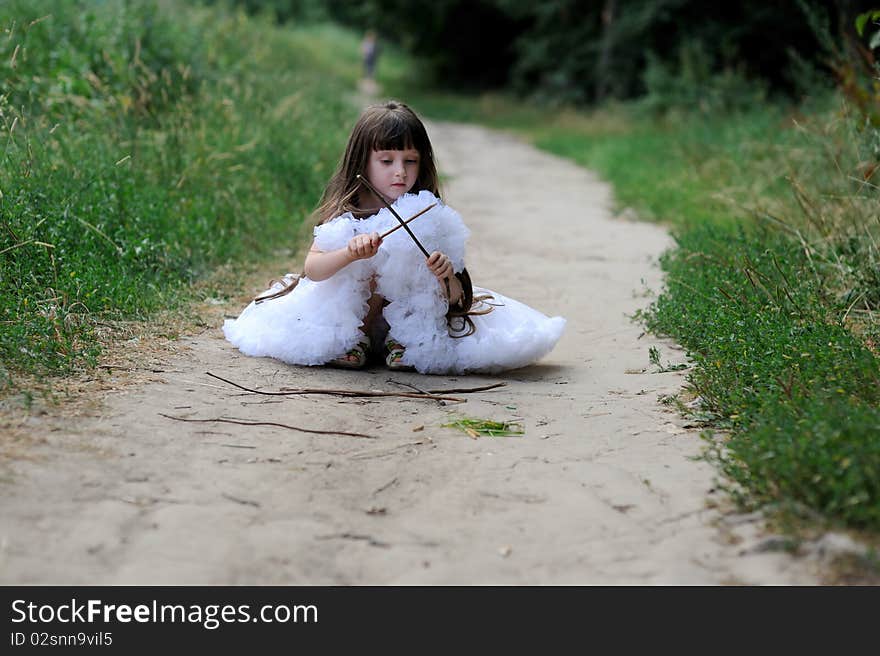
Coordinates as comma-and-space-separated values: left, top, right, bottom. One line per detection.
426, 251, 453, 281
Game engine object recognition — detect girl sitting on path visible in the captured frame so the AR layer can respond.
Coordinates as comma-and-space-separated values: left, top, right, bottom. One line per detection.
223, 101, 565, 374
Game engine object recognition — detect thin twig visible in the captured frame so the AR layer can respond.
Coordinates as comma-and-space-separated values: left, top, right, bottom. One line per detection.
171, 377, 232, 391
389, 378, 506, 395
426, 382, 507, 394
357, 174, 451, 298
74, 214, 123, 255
0, 239, 34, 256
205, 371, 466, 403
842, 290, 867, 325
285, 388, 466, 402
0, 237, 55, 255
159, 413, 375, 439
356, 174, 429, 257
387, 379, 431, 394
349, 440, 427, 460
315, 532, 390, 548
222, 493, 261, 508
379, 202, 437, 239
372, 477, 399, 496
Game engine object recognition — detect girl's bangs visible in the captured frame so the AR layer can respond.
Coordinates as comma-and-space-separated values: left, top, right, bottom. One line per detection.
370, 115, 424, 152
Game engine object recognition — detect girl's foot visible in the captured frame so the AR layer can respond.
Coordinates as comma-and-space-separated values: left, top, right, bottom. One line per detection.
385, 338, 414, 371
328, 333, 371, 369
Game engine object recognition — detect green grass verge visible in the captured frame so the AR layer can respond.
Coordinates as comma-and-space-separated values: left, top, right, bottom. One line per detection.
380, 73, 880, 531
0, 1, 363, 388
649, 223, 880, 528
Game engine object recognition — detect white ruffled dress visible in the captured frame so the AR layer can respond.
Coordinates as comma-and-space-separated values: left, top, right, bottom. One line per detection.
223, 191, 566, 374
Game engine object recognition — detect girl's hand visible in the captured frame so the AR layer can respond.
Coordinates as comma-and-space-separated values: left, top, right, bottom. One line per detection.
347, 232, 382, 261
427, 251, 453, 281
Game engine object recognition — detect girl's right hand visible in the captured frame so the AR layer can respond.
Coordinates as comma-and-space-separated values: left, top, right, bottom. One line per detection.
347, 232, 382, 261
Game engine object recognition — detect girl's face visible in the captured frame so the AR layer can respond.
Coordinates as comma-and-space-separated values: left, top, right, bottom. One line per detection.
363, 148, 420, 205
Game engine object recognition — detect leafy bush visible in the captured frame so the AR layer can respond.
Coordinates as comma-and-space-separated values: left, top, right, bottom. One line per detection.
321, 0, 849, 106
645, 221, 880, 528
717, 398, 880, 528
640, 41, 767, 117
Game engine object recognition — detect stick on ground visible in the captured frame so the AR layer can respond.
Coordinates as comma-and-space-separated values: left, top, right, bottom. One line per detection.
205, 371, 467, 403
159, 413, 376, 439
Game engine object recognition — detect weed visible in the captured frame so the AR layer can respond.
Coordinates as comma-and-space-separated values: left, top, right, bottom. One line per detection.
441, 417, 525, 438
648, 346, 688, 373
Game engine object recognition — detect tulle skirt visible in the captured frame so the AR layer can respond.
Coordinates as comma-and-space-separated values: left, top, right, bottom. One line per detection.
223, 191, 566, 374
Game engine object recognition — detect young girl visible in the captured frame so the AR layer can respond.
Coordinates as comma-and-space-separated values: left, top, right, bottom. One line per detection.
223, 101, 565, 374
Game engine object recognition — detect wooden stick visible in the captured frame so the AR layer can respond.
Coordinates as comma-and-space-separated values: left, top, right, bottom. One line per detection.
356, 174, 430, 258
251, 203, 437, 306
159, 413, 376, 439
379, 202, 437, 239
387, 379, 507, 395
357, 174, 452, 298
387, 379, 431, 394
222, 493, 261, 508
205, 371, 466, 403
279, 388, 465, 402
426, 382, 507, 394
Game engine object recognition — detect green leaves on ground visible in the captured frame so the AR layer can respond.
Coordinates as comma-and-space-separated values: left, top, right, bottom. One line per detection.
442, 418, 525, 438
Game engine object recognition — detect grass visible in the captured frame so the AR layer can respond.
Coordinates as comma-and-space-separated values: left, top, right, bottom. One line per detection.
442, 417, 525, 438
0, 1, 363, 393
378, 66, 880, 532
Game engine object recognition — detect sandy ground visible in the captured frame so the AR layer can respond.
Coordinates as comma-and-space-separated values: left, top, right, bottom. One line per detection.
0, 119, 827, 585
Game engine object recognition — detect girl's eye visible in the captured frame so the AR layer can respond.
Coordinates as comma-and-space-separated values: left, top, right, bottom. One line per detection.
381, 160, 392, 164
405, 160, 418, 164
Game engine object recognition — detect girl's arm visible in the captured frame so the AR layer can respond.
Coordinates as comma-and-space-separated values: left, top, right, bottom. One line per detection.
427, 251, 463, 306
304, 233, 381, 281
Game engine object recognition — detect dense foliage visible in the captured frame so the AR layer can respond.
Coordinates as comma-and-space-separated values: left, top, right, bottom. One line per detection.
649, 223, 880, 528
0, 0, 358, 384
231, 0, 876, 106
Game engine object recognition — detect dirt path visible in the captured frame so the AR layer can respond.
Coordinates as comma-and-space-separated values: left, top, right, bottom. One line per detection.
0, 120, 823, 584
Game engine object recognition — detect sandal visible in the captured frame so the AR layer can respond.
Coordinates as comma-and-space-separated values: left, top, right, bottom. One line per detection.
385, 338, 414, 371
328, 333, 371, 369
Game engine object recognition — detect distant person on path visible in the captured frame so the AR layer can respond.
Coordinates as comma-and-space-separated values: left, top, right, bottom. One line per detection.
361, 30, 380, 81
223, 101, 566, 373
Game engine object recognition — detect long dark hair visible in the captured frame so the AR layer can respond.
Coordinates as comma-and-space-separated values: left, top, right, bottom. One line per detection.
313, 100, 441, 223
258, 101, 491, 335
